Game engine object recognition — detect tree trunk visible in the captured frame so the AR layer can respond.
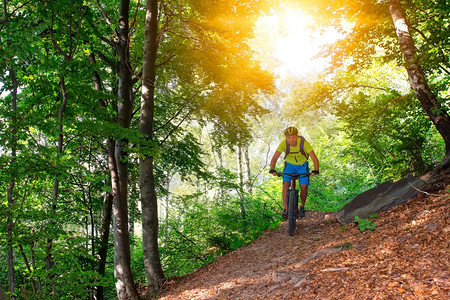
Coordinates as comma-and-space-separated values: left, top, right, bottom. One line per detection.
388, 0, 450, 167
237, 145, 244, 188
0, 285, 6, 299
96, 191, 113, 300
237, 144, 246, 218
218, 147, 224, 199
30, 237, 42, 291
89, 51, 113, 300
112, 0, 138, 298
109, 142, 137, 300
7, 68, 18, 299
243, 146, 252, 193
164, 174, 170, 221
139, 0, 165, 293
45, 76, 68, 293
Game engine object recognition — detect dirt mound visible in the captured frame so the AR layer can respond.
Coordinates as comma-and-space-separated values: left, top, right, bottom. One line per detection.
155, 173, 450, 299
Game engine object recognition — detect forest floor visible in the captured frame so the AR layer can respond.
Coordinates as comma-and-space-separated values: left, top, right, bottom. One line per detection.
153, 173, 449, 300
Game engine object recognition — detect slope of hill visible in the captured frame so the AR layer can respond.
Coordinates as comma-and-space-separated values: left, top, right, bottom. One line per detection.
154, 173, 449, 299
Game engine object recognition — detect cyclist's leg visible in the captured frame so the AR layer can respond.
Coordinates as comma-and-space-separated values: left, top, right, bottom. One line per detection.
282, 163, 295, 210
296, 162, 309, 218
282, 181, 290, 210
296, 161, 310, 200
300, 184, 308, 207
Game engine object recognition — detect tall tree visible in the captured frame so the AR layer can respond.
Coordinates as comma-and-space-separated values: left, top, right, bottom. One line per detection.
243, 145, 252, 193
300, 0, 449, 172
89, 51, 114, 300
6, 68, 18, 299
112, 0, 139, 297
388, 0, 450, 168
0, 1, 274, 297
236, 143, 247, 218
136, 0, 274, 292
2, 2, 24, 297
82, 0, 139, 297
139, 0, 165, 293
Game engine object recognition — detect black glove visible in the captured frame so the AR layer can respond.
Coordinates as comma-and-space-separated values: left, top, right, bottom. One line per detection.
312, 170, 319, 175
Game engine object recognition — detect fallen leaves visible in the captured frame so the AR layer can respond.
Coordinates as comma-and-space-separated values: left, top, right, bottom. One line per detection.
156, 174, 450, 299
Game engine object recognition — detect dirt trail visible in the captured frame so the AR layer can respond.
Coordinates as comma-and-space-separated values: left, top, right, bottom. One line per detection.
156, 177, 449, 299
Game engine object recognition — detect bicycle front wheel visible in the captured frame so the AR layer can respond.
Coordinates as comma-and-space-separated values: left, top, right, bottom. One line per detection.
287, 190, 298, 236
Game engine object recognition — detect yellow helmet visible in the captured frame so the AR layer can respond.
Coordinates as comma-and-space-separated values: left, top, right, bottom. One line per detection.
284, 126, 298, 136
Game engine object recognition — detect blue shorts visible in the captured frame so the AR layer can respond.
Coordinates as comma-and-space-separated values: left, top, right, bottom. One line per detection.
283, 162, 310, 185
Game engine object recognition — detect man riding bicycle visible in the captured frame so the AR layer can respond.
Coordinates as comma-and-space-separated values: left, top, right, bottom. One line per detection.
269, 127, 319, 219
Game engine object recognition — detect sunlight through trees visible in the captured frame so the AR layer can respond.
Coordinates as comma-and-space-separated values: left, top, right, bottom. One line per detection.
0, 0, 448, 298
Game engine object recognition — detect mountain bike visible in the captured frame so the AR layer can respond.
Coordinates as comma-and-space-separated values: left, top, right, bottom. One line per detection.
277, 172, 310, 236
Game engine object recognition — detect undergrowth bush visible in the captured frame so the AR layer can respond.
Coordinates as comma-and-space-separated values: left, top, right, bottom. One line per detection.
159, 178, 280, 278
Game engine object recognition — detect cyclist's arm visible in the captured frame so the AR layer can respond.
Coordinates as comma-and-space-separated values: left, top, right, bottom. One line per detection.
269, 150, 282, 173
309, 150, 319, 175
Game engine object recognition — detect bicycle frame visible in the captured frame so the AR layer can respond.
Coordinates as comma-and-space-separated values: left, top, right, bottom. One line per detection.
276, 172, 310, 236
290, 176, 296, 190
279, 172, 311, 189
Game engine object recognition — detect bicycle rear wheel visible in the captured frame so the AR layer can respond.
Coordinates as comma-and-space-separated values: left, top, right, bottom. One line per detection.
287, 190, 298, 236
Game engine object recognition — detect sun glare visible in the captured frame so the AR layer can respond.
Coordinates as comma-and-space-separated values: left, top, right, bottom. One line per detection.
252, 7, 342, 79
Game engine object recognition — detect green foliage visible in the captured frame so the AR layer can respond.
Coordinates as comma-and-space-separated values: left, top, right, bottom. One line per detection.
158, 170, 280, 278
354, 214, 377, 232
0, 234, 109, 299
293, 0, 449, 179
1, 0, 449, 297
335, 91, 440, 178
284, 63, 445, 183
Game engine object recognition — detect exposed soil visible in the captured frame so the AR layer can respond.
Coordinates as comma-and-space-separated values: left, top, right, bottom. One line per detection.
154, 173, 449, 299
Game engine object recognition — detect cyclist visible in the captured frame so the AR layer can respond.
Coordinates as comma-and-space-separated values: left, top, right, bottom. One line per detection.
269, 127, 319, 219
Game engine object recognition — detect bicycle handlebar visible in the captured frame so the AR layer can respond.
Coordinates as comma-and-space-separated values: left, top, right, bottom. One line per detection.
275, 172, 311, 177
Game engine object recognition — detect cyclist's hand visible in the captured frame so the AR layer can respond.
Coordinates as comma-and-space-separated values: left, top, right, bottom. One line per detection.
311, 170, 319, 176
269, 169, 277, 176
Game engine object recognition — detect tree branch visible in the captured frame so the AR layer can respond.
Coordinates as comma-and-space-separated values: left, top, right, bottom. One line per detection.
156, 54, 176, 67
96, 0, 113, 27
95, 50, 117, 70
407, 182, 440, 197
51, 38, 71, 61
0, 0, 33, 31
158, 107, 195, 146
344, 84, 391, 92
154, 89, 203, 133
129, 0, 141, 31
131, 54, 176, 84
439, 65, 450, 76
157, 2, 171, 46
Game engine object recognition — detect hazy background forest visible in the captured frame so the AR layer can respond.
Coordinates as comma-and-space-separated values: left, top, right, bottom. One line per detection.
1, 0, 448, 299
